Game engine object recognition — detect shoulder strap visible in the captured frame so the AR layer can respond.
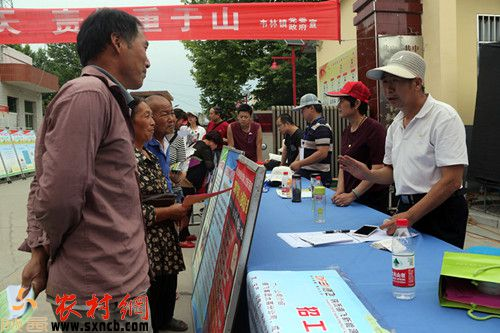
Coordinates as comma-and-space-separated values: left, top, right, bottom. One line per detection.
168, 133, 178, 145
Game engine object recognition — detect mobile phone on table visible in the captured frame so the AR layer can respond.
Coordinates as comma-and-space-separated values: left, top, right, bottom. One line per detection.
352, 225, 378, 237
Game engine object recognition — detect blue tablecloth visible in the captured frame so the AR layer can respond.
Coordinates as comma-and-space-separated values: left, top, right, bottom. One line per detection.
246, 185, 498, 332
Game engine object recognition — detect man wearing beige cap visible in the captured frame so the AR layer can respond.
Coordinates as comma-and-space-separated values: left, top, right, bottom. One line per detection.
339, 51, 469, 248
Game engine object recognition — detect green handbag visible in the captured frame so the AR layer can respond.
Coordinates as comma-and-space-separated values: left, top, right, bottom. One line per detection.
439, 251, 500, 320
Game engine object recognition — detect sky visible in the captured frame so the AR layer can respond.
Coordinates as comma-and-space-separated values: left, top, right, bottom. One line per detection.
13, 0, 203, 113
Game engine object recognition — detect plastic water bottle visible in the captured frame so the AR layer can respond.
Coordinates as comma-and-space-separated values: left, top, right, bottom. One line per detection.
281, 172, 290, 196
392, 218, 415, 300
310, 174, 321, 192
313, 186, 326, 223
311, 175, 322, 212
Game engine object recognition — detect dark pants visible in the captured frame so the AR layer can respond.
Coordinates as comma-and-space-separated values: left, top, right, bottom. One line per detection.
397, 193, 468, 248
179, 187, 196, 241
148, 274, 177, 332
357, 188, 389, 214
297, 169, 331, 188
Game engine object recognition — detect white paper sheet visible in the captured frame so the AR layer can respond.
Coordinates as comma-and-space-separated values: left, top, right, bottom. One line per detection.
277, 228, 413, 248
298, 233, 354, 246
268, 153, 282, 162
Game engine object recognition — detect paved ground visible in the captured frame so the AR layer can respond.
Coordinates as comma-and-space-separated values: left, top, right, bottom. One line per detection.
1, 178, 499, 332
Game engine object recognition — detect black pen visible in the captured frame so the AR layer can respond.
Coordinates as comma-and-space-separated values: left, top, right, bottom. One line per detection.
324, 229, 350, 234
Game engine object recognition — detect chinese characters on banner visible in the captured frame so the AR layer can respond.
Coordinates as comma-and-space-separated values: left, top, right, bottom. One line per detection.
247, 270, 389, 333
0, 1, 340, 44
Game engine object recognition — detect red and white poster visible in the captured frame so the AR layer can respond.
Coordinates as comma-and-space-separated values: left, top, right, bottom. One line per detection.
0, 1, 340, 44
204, 160, 256, 333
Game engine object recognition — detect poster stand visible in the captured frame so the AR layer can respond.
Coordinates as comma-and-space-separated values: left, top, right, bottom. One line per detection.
192, 153, 265, 333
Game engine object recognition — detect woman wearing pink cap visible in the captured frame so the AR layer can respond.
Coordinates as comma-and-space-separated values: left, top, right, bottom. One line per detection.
326, 81, 388, 213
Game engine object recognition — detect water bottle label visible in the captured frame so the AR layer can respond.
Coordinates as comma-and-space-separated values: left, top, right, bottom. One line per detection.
392, 254, 415, 287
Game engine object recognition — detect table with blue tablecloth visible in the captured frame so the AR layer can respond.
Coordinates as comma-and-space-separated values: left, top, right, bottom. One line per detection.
246, 183, 497, 332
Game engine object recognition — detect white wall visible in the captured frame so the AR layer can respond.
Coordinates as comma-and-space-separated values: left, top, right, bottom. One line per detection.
0, 83, 43, 130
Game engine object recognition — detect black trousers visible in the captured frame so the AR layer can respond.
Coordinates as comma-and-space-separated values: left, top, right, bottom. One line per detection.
179, 187, 196, 241
397, 194, 468, 248
357, 188, 389, 215
297, 169, 331, 188
148, 274, 177, 332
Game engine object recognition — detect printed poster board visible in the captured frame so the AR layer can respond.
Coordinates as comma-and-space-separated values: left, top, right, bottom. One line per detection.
9, 130, 36, 173
318, 47, 358, 105
0, 129, 23, 178
192, 155, 265, 333
192, 146, 243, 284
247, 270, 389, 333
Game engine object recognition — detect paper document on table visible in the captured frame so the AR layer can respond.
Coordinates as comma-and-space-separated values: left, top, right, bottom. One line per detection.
268, 153, 282, 162
277, 232, 315, 248
299, 233, 354, 246
371, 232, 419, 252
348, 228, 393, 243
278, 231, 359, 248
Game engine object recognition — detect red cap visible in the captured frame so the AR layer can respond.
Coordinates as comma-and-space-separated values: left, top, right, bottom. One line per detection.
325, 81, 371, 103
396, 219, 409, 227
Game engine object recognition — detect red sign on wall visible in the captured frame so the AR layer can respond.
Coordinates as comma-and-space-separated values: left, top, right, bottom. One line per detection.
0, 1, 340, 44
0, 105, 8, 113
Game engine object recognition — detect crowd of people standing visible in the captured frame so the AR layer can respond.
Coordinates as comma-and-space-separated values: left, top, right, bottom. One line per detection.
16, 6, 469, 333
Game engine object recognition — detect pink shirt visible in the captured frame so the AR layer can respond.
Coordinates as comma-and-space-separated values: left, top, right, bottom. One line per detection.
19, 66, 149, 303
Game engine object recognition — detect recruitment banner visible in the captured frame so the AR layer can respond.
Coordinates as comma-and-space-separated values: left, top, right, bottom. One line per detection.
192, 155, 265, 333
9, 130, 36, 173
247, 270, 389, 333
0, 129, 22, 178
0, 1, 341, 44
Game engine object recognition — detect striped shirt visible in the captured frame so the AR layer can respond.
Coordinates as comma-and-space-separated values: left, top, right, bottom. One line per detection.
167, 132, 187, 165
301, 116, 333, 173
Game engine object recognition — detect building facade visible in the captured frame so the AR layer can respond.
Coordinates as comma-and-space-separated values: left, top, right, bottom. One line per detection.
316, 0, 500, 126
0, 46, 58, 130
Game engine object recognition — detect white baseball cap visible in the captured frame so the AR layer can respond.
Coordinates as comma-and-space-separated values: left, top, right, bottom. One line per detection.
292, 93, 322, 111
366, 51, 425, 81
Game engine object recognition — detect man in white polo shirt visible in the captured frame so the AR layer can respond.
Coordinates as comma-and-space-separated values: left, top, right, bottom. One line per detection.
339, 51, 468, 248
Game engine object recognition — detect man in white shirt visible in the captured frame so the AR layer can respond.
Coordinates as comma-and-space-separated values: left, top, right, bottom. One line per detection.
339, 51, 469, 248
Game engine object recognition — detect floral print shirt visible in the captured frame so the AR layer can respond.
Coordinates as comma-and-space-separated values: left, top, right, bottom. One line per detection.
135, 148, 185, 277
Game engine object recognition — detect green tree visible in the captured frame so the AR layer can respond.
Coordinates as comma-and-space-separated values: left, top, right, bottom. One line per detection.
182, 0, 319, 115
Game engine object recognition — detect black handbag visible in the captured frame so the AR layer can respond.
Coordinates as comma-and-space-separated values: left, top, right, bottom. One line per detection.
141, 193, 176, 207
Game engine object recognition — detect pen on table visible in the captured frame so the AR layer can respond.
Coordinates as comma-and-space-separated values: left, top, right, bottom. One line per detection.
324, 229, 350, 234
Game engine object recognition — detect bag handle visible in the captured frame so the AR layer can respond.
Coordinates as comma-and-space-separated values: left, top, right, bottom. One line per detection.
472, 265, 500, 277
467, 304, 500, 320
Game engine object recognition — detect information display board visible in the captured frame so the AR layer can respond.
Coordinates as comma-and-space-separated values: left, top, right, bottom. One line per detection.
0, 129, 23, 178
192, 155, 265, 333
192, 146, 243, 283
9, 130, 36, 173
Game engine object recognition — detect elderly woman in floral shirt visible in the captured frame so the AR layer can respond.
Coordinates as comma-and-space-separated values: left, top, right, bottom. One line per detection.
132, 99, 189, 333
